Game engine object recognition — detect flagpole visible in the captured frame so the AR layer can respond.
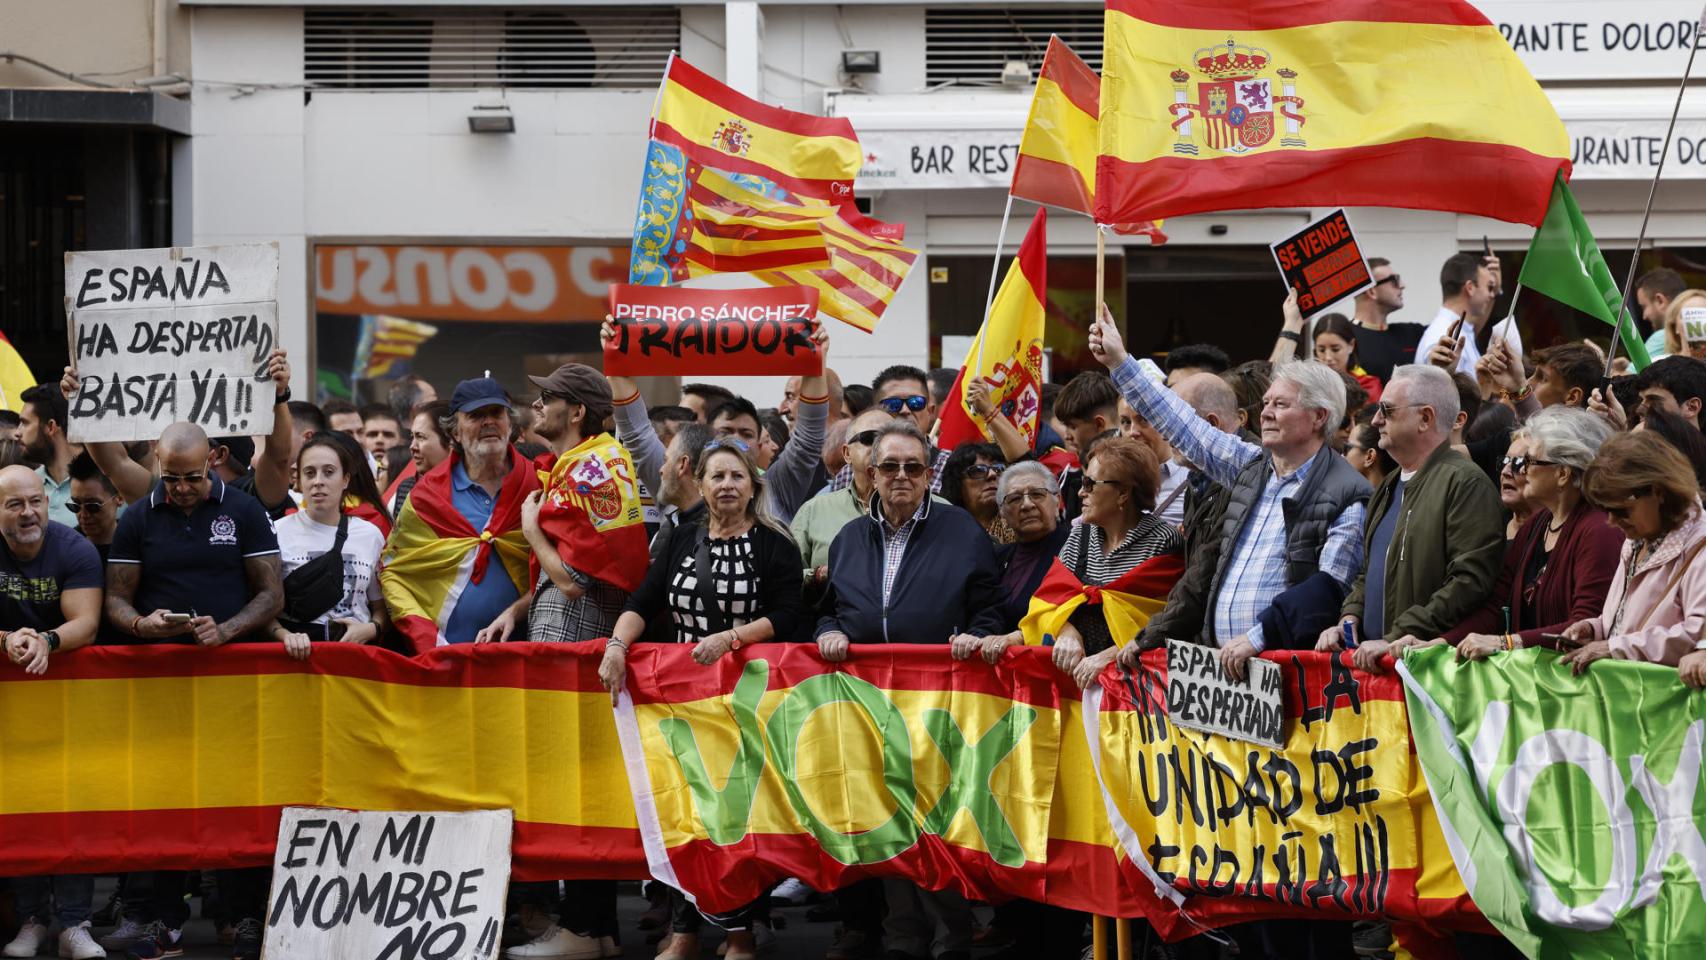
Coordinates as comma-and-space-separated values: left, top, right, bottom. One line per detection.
1491, 285, 1523, 350
1095, 225, 1107, 310
974, 194, 1017, 374
1605, 3, 1705, 377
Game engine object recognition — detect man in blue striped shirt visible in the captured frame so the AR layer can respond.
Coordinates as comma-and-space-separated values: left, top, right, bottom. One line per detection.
1089, 306, 1371, 680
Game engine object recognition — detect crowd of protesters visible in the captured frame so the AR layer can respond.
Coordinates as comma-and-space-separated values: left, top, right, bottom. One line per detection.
6, 254, 1706, 960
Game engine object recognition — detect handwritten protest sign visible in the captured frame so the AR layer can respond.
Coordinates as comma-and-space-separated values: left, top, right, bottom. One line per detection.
1165, 639, 1284, 747
605, 284, 821, 376
1270, 209, 1373, 320
263, 807, 512, 960
64, 243, 279, 443
1683, 304, 1706, 345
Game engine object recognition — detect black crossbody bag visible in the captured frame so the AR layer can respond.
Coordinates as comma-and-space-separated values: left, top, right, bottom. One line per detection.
279, 514, 350, 641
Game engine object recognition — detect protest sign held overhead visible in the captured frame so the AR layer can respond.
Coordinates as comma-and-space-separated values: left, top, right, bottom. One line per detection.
1270, 209, 1373, 319
605, 284, 822, 376
64, 242, 279, 443
263, 807, 512, 960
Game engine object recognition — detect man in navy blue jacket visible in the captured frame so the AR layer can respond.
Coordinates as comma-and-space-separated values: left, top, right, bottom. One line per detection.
814, 419, 1003, 960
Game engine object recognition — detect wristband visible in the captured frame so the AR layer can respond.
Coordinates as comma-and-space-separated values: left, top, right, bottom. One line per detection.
607, 639, 628, 651
1279, 330, 1302, 343
131, 614, 144, 636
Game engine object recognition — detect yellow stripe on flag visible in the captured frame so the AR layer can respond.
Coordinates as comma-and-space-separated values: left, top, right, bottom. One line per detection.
657, 82, 862, 187
1019, 76, 1099, 197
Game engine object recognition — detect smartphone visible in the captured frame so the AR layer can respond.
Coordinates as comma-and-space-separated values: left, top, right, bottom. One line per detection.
1482, 235, 1492, 259
1447, 315, 1466, 343
1341, 619, 1359, 650
162, 613, 193, 625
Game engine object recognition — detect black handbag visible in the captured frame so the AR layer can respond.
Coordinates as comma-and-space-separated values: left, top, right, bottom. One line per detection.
280, 513, 350, 626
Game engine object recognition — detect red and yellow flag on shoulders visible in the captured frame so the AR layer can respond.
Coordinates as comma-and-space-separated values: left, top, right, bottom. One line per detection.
380, 447, 540, 653
1014, 37, 1166, 244
0, 331, 34, 412
937, 208, 1049, 452
536, 433, 650, 594
1019, 550, 1185, 647
654, 56, 863, 204
1095, 0, 1571, 227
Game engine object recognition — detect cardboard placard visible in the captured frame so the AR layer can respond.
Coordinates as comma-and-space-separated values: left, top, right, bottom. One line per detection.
64, 243, 280, 443
604, 284, 822, 376
1166, 639, 1285, 748
263, 807, 512, 960
1270, 209, 1374, 319
1682, 305, 1706, 344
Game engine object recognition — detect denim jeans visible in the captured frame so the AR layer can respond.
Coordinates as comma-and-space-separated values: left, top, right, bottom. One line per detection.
13, 874, 95, 927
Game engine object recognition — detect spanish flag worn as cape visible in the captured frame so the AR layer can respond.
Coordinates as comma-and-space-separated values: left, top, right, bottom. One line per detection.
535, 433, 650, 594
381, 447, 540, 653
1020, 551, 1184, 648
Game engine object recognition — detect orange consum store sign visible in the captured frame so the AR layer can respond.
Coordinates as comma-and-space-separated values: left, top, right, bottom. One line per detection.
315, 244, 628, 323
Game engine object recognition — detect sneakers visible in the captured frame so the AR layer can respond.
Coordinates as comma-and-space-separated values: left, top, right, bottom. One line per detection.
503, 925, 603, 960
768, 877, 813, 906
230, 919, 262, 960
98, 920, 150, 952
122, 923, 183, 960
3, 921, 48, 958
58, 924, 107, 960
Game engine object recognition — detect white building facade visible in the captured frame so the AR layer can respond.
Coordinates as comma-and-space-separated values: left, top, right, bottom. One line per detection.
177, 0, 1706, 399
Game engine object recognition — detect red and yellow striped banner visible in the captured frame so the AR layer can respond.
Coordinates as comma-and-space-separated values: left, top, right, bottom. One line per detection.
1095, 0, 1571, 227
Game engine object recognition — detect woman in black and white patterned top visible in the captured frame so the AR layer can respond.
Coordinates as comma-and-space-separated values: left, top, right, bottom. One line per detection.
597, 437, 803, 960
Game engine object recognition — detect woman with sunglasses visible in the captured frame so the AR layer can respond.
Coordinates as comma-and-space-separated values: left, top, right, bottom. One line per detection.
1424, 409, 1621, 661
939, 442, 1014, 544
598, 438, 803, 960
1553, 431, 1706, 673
1496, 433, 1541, 542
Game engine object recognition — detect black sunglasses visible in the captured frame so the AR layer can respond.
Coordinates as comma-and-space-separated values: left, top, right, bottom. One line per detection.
878, 395, 929, 414
1501, 456, 1558, 474
848, 429, 881, 447
876, 461, 927, 477
1080, 476, 1126, 494
965, 463, 1005, 480
1375, 274, 1402, 288
65, 498, 115, 514
1602, 486, 1656, 520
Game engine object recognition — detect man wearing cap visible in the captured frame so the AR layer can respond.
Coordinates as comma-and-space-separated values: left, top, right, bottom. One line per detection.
381, 377, 541, 650
505, 364, 636, 958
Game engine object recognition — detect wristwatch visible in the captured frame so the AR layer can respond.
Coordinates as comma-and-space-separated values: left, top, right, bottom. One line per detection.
42, 631, 60, 652
275, 386, 292, 404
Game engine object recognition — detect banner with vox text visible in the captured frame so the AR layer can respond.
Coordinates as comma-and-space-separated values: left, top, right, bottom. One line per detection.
1400, 646, 1706, 960
616, 643, 1479, 939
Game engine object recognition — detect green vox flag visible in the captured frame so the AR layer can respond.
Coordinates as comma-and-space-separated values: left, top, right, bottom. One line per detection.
1398, 646, 1706, 960
1518, 172, 1652, 371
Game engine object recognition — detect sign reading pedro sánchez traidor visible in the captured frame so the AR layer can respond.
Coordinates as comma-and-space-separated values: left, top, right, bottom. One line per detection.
64, 243, 279, 444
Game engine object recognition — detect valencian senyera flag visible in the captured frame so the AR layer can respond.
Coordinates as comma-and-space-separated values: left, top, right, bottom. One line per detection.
630, 139, 920, 332
353, 315, 439, 381
6, 643, 1479, 944
380, 448, 540, 652
1019, 550, 1185, 648
1400, 646, 1706, 960
1013, 36, 1166, 244
1096, 0, 1572, 227
936, 208, 1050, 452
536, 433, 650, 594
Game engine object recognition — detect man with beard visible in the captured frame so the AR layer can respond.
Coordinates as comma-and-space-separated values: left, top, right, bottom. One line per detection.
381, 378, 541, 649
0, 466, 105, 959
65, 453, 122, 562
17, 384, 74, 520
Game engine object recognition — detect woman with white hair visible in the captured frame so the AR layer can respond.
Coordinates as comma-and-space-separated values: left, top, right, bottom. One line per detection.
951, 460, 1071, 662
1433, 408, 1624, 659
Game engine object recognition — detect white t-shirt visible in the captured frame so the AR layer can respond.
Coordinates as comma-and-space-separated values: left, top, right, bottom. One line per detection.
275, 512, 386, 624
1414, 305, 1524, 378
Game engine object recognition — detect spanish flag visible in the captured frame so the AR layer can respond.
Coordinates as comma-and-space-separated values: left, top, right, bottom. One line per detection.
381, 448, 540, 653
1012, 37, 1166, 244
936, 208, 1049, 452
654, 56, 862, 203
536, 433, 650, 594
1019, 551, 1185, 649
0, 331, 34, 412
1096, 0, 1571, 227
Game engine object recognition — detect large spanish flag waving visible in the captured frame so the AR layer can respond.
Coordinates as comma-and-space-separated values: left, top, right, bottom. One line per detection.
536, 433, 650, 594
1096, 0, 1571, 227
654, 56, 862, 204
381, 448, 540, 652
937, 208, 1049, 452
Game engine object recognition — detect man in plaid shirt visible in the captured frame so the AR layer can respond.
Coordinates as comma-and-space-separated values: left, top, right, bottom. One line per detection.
1089, 306, 1370, 682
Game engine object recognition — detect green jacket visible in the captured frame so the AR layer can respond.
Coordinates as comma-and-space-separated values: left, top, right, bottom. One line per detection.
1343, 441, 1503, 641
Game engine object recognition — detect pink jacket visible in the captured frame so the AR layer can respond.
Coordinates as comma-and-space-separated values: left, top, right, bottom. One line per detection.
1588, 502, 1706, 666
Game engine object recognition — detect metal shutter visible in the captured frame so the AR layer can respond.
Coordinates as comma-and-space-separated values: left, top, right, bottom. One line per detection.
924, 5, 1103, 87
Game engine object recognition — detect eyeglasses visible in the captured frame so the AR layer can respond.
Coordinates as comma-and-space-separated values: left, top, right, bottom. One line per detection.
65, 497, 116, 514
878, 395, 929, 415
965, 463, 1005, 480
848, 429, 880, 448
1375, 274, 1402, 288
1602, 487, 1655, 520
533, 391, 569, 409
1375, 401, 1425, 419
1080, 476, 1126, 495
1502, 456, 1558, 474
160, 473, 207, 487
1002, 489, 1054, 507
875, 460, 927, 478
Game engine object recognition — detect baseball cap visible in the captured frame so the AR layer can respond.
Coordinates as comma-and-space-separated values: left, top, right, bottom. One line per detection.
213, 436, 255, 469
528, 364, 614, 424
449, 377, 511, 415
